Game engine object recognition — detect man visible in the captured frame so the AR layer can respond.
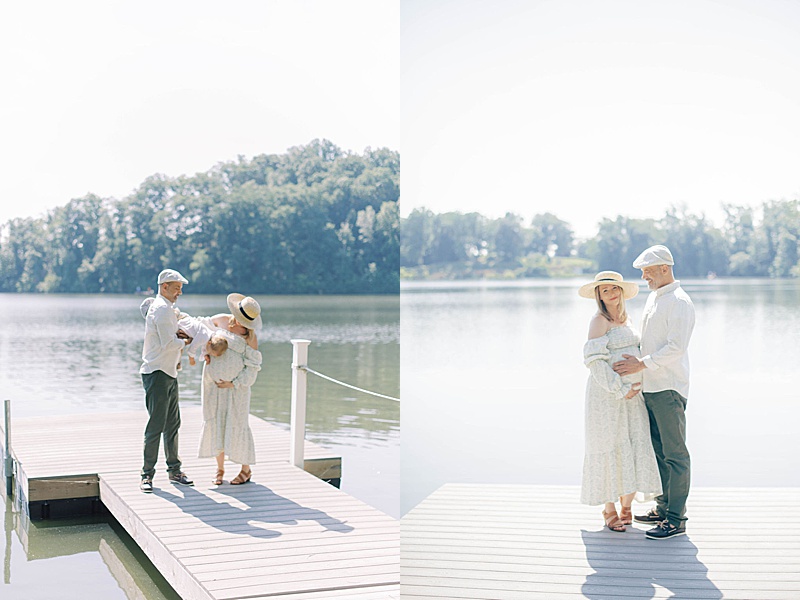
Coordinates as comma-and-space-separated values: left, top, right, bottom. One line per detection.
613, 245, 695, 540
139, 268, 194, 493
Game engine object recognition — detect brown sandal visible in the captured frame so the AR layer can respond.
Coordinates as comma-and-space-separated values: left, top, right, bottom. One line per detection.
603, 509, 626, 532
620, 505, 633, 525
213, 469, 224, 485
230, 469, 252, 485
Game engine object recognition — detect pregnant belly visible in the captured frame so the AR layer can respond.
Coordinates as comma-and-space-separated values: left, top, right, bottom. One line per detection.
611, 348, 643, 386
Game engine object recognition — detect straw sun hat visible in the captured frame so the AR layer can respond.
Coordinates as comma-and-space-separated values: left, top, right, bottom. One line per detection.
578, 271, 639, 300
227, 293, 263, 330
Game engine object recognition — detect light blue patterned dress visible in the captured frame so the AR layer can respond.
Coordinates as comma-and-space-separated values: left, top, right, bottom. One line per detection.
197, 329, 262, 465
580, 323, 662, 505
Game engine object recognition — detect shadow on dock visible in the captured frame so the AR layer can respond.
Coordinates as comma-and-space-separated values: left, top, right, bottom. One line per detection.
580, 529, 723, 599
6, 408, 398, 599
154, 482, 355, 539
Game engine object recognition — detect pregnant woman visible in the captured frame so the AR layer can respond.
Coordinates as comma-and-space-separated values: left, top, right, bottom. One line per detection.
579, 272, 661, 532
197, 293, 263, 485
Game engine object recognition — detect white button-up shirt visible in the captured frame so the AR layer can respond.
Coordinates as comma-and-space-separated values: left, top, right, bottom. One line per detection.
140, 294, 185, 378
640, 280, 695, 398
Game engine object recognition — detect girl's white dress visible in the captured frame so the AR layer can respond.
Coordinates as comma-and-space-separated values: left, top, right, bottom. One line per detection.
580, 323, 662, 505
197, 329, 262, 465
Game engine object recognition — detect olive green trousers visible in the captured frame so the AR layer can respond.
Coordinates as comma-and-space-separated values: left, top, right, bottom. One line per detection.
141, 370, 182, 479
643, 390, 691, 527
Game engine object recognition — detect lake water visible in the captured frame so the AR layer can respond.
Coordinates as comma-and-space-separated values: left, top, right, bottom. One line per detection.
0, 293, 399, 599
401, 278, 800, 515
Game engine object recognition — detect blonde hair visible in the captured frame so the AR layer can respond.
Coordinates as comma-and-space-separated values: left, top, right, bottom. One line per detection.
228, 315, 253, 340
208, 333, 229, 356
594, 285, 628, 324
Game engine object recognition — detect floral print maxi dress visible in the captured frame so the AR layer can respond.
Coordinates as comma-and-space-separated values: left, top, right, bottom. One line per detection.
197, 329, 262, 465
580, 323, 662, 505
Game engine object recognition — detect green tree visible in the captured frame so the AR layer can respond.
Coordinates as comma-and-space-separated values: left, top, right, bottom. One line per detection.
0, 141, 400, 294
401, 208, 436, 267
660, 205, 729, 277
528, 213, 574, 257
493, 213, 525, 261
760, 200, 800, 277
593, 216, 659, 276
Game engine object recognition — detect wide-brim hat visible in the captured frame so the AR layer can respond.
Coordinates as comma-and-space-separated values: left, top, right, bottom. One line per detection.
227, 293, 263, 330
579, 271, 639, 300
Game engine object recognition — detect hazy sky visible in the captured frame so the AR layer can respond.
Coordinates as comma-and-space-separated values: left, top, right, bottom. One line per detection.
402, 0, 800, 238
0, 0, 399, 224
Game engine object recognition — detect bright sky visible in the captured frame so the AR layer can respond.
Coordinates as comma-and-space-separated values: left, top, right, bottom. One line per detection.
402, 0, 800, 238
0, 0, 399, 224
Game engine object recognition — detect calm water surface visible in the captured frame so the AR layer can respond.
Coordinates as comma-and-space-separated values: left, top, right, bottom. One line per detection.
0, 293, 398, 599
401, 278, 800, 515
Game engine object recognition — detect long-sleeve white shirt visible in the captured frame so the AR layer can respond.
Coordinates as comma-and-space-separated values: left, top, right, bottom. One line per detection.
640, 280, 695, 398
140, 294, 186, 378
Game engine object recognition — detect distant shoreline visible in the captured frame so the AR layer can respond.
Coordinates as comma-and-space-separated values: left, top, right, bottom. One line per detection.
401, 276, 793, 291
0, 289, 400, 297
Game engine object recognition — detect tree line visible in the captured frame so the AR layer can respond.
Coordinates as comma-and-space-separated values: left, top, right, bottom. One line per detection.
0, 140, 399, 294
401, 200, 800, 279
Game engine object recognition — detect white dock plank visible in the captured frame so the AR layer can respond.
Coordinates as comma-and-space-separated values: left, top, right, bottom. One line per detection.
10, 407, 333, 481
101, 465, 398, 599
401, 483, 800, 600
9, 409, 398, 599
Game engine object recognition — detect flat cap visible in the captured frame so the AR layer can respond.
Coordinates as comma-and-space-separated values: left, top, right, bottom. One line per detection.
633, 245, 674, 269
157, 268, 189, 285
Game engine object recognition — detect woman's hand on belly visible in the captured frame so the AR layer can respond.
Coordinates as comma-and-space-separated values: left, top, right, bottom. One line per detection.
624, 383, 642, 399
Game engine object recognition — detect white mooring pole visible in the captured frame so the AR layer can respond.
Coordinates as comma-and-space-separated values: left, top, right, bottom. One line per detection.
290, 340, 310, 469
4, 400, 11, 498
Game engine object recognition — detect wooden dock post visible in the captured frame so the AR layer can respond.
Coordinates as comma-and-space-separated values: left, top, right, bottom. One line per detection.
3, 400, 11, 498
290, 339, 310, 469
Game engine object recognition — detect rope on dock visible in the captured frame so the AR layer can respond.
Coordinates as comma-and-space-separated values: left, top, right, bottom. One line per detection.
294, 365, 400, 402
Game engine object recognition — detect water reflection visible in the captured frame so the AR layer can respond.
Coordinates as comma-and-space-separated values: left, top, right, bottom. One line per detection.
401, 278, 800, 514
0, 293, 399, 514
3, 496, 180, 599
4, 500, 10, 585
0, 293, 398, 597
0, 295, 399, 438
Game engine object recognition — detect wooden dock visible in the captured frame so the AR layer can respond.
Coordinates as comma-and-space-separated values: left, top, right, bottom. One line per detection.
6, 407, 399, 600
401, 483, 800, 600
